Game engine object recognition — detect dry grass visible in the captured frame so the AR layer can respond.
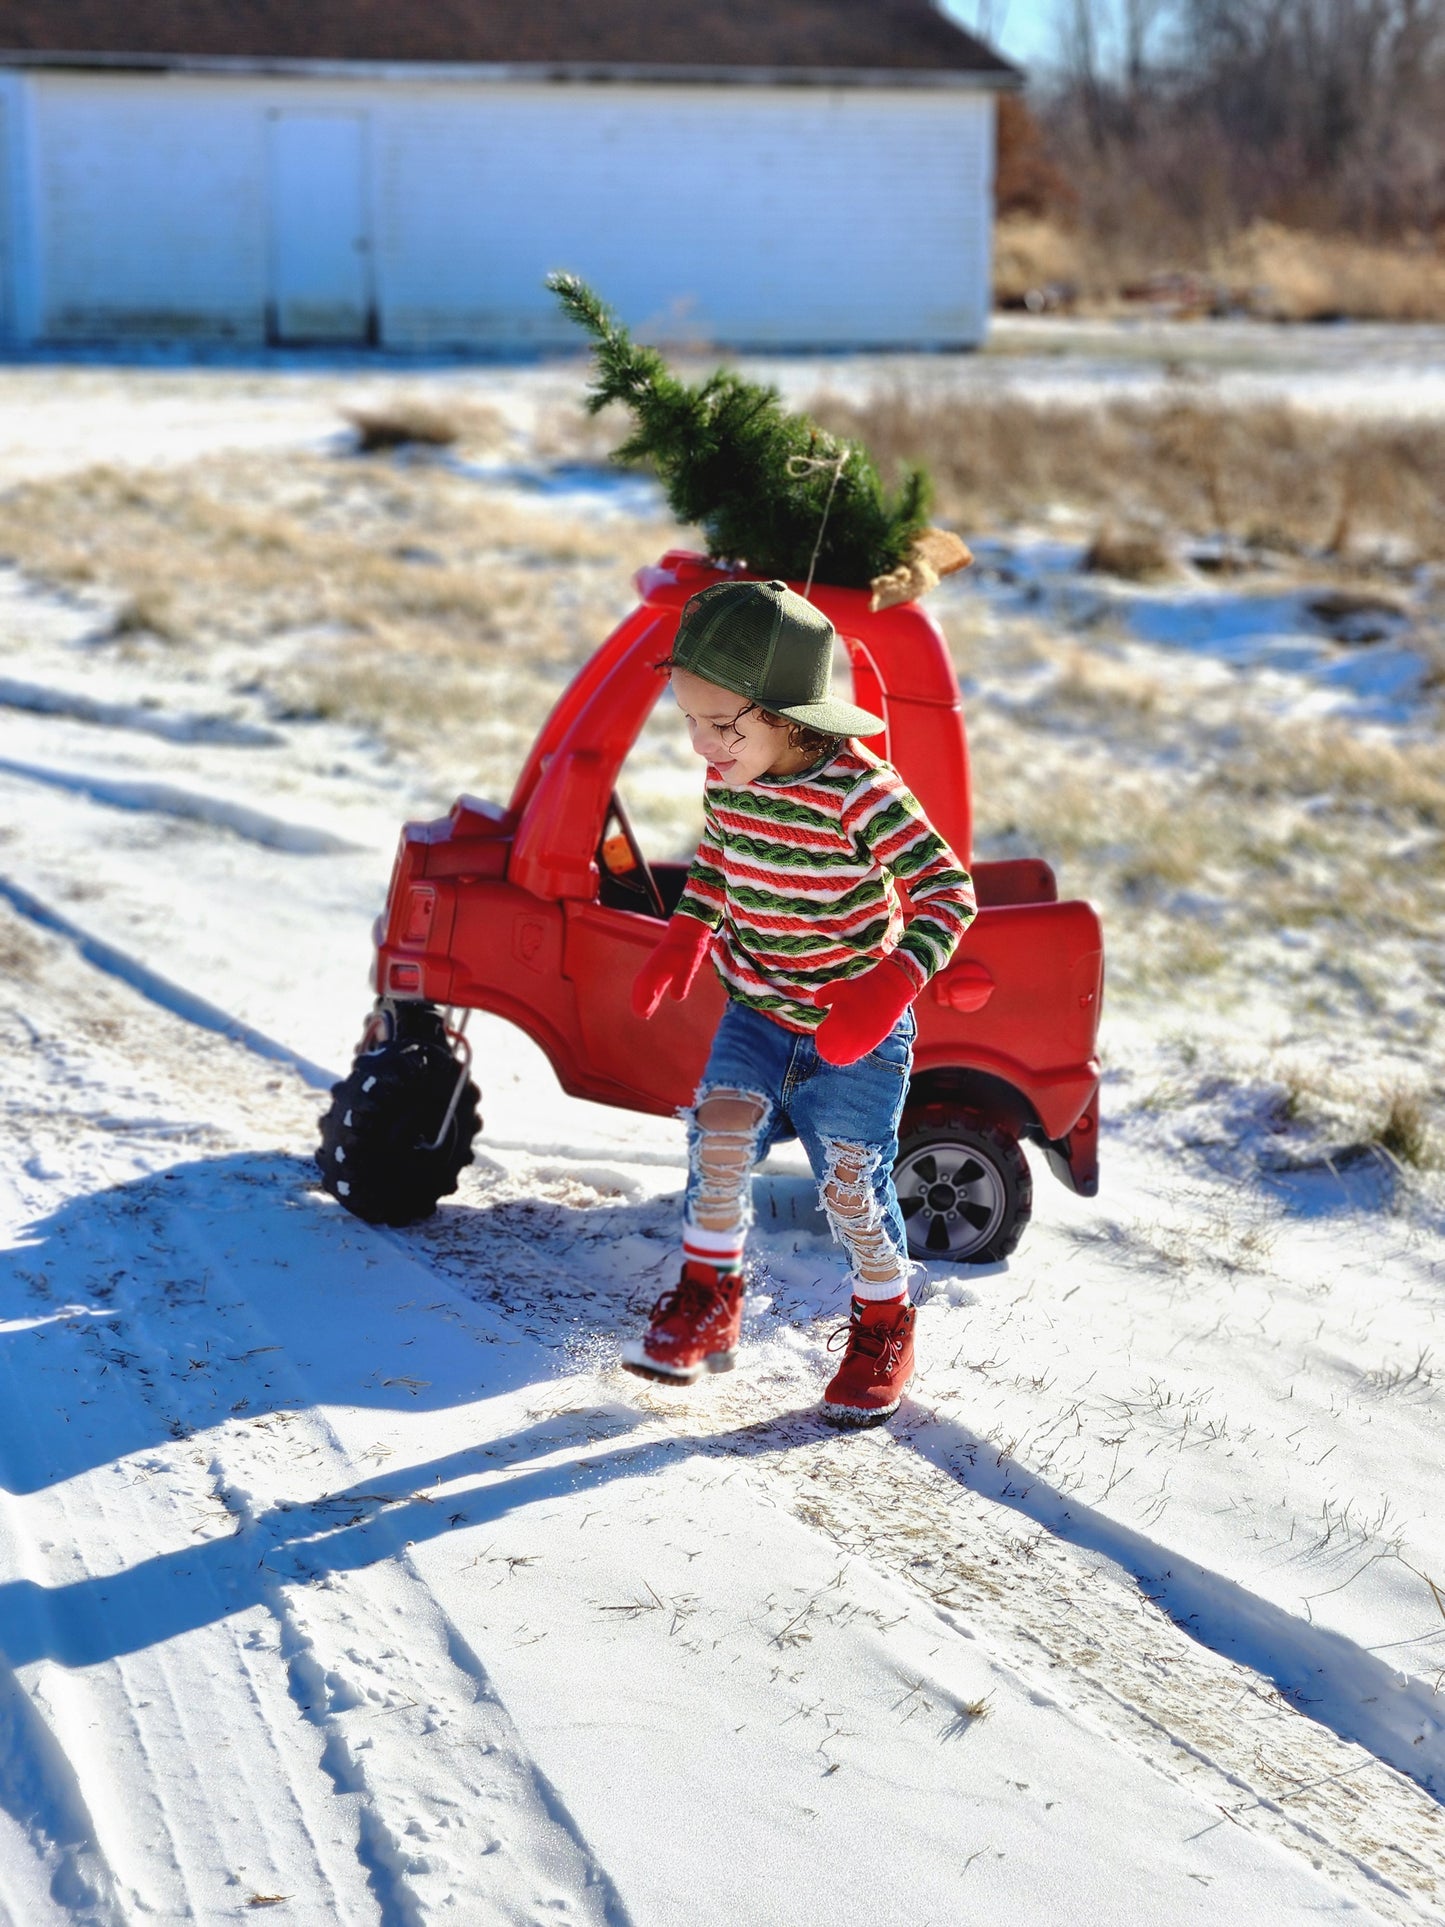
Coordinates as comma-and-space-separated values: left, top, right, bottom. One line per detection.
1219, 721, 1445, 830
531, 402, 632, 465
992, 216, 1087, 309
0, 454, 620, 630
0, 452, 676, 768
992, 213, 1445, 323
814, 390, 1445, 563
1221, 223, 1445, 324
1376, 1088, 1437, 1170
1048, 648, 1164, 719
1268, 1061, 1440, 1172
949, 588, 1445, 1083
0, 906, 43, 985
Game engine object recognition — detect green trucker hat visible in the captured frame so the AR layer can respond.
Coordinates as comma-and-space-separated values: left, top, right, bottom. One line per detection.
669, 579, 884, 738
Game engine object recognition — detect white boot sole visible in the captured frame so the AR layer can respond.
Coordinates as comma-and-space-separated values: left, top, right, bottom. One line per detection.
820, 1402, 901, 1433
620, 1339, 737, 1384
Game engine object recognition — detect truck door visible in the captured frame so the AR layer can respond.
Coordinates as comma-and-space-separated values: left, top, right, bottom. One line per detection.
561, 683, 721, 1110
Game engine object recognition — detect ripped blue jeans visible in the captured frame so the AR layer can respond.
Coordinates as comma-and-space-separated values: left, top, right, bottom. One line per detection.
683, 998, 916, 1300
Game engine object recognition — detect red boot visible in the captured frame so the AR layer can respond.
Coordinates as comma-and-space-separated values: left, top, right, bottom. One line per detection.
821, 1297, 915, 1425
621, 1263, 745, 1383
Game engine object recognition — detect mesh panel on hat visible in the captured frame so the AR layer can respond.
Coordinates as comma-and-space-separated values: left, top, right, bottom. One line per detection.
676, 581, 780, 693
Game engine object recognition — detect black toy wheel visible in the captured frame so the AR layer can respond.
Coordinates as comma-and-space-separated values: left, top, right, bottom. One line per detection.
317, 1015, 481, 1228
893, 1108, 1032, 1263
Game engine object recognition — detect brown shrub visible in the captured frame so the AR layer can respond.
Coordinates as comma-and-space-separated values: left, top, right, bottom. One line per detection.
110, 587, 183, 641
342, 396, 506, 452
1083, 525, 1177, 580
996, 98, 1078, 223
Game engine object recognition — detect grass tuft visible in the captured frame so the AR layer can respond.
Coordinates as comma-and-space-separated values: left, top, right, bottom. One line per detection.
110, 588, 182, 642
342, 396, 505, 453
1375, 1087, 1435, 1170
1084, 525, 1177, 581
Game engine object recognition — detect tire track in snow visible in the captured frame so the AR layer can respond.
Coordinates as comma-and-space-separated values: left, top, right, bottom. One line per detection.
182, 1242, 639, 1927
0, 1150, 638, 1925
214, 1454, 635, 1927
0, 896, 634, 1923
0, 1651, 123, 1926
0, 875, 336, 1090
214, 1470, 433, 1927
436, 1619, 637, 1927
0, 674, 284, 749
0, 1282, 382, 1921
0, 755, 359, 854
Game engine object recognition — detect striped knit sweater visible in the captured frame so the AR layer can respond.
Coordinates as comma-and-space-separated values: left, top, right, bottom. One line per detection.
675, 742, 977, 1033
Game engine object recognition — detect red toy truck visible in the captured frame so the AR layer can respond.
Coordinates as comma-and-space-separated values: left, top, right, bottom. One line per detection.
318, 552, 1103, 1264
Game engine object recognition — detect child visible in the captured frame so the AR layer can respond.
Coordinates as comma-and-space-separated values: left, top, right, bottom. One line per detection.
622, 578, 976, 1424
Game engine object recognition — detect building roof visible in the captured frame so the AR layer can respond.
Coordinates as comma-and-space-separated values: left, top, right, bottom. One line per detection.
0, 1, 1018, 83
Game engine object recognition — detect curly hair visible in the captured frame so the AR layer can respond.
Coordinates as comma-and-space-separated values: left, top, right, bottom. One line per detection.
759, 711, 844, 761
656, 654, 845, 759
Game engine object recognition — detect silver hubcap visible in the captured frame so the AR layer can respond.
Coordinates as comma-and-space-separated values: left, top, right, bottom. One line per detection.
895, 1143, 1007, 1258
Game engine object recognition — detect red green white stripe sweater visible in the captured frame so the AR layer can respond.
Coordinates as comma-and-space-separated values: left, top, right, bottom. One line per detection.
675, 741, 977, 1033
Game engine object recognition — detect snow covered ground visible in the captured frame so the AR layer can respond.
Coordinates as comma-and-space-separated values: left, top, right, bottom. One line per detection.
4, 312, 1445, 499
1, 348, 1444, 1924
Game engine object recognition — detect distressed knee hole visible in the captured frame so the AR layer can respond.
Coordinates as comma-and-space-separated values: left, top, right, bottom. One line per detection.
819, 1138, 909, 1288
685, 1087, 770, 1234
696, 1092, 768, 1135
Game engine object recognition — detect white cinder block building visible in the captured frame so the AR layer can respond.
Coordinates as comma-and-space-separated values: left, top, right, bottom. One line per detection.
0, 2, 1018, 352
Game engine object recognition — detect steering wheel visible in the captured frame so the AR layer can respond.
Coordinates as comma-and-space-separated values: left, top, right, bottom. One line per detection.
607, 790, 667, 920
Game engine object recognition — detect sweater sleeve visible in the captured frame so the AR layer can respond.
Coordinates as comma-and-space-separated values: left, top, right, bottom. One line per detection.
843, 766, 977, 992
674, 793, 727, 930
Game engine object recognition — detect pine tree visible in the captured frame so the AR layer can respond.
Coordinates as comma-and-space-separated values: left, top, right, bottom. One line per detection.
547, 273, 933, 591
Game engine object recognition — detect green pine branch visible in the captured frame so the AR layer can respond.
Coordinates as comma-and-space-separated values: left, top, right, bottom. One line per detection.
547, 272, 931, 589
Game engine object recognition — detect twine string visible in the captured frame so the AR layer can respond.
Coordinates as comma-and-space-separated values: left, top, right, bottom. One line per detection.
787, 448, 850, 602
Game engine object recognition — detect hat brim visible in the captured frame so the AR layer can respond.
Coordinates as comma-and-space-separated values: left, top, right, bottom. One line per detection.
773, 698, 886, 739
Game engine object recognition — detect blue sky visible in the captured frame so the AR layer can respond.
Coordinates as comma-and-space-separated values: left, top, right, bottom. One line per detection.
941, 0, 1060, 74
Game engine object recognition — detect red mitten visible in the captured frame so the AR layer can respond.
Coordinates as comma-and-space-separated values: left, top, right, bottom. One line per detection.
632, 914, 715, 1019
813, 957, 917, 1066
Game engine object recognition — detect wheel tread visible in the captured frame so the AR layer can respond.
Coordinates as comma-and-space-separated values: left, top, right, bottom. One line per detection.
317, 1036, 481, 1227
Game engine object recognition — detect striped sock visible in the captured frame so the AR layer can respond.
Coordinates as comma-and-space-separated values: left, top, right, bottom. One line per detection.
851, 1278, 909, 1305
682, 1222, 745, 1275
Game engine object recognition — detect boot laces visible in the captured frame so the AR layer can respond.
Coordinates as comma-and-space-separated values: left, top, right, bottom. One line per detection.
827, 1311, 905, 1372
650, 1275, 723, 1325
